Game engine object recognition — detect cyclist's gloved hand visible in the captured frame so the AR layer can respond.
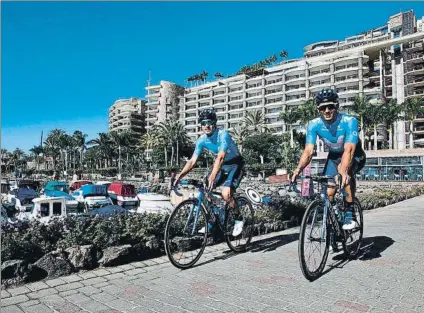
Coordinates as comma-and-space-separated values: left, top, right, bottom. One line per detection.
207, 175, 215, 192
173, 174, 181, 188
291, 168, 302, 183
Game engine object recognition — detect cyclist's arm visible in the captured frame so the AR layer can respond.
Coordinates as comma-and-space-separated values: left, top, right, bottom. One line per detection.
339, 117, 359, 175
176, 141, 202, 180
209, 130, 230, 180
295, 122, 317, 172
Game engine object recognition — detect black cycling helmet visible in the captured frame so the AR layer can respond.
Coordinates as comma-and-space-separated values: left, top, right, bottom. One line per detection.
315, 89, 339, 108
198, 107, 217, 124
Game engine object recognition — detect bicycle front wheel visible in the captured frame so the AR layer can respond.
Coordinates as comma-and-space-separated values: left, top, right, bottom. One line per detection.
342, 198, 364, 259
164, 199, 208, 269
225, 195, 254, 252
298, 199, 330, 281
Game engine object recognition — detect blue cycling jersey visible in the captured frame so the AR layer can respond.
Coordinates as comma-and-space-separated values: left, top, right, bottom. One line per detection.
306, 112, 362, 154
193, 128, 241, 162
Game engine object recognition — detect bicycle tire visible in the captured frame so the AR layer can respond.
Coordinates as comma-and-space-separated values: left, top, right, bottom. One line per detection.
298, 199, 330, 281
164, 198, 208, 269
342, 198, 364, 259
225, 195, 254, 252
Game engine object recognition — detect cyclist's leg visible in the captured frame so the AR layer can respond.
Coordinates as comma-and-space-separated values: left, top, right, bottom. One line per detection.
323, 157, 337, 201
219, 164, 244, 236
339, 154, 365, 230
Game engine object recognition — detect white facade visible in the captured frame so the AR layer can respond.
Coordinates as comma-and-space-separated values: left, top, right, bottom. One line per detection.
145, 80, 184, 131
108, 97, 146, 134
175, 10, 424, 149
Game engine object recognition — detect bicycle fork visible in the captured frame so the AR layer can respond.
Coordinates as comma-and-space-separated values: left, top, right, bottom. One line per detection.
184, 192, 205, 236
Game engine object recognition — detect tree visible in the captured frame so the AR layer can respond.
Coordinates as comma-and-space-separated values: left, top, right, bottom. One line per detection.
244, 110, 268, 133
279, 50, 288, 60
229, 125, 249, 153
72, 131, 87, 170
87, 133, 113, 168
214, 72, 224, 80
363, 104, 385, 150
280, 108, 300, 148
29, 145, 44, 171
243, 133, 280, 164
298, 99, 319, 126
382, 99, 402, 149
351, 95, 368, 149
402, 97, 424, 148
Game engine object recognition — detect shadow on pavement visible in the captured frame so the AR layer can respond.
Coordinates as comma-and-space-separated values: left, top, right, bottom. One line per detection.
357, 235, 395, 261
191, 232, 299, 269
319, 235, 396, 279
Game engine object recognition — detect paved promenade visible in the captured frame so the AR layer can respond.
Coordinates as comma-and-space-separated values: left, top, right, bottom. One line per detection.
2, 196, 424, 313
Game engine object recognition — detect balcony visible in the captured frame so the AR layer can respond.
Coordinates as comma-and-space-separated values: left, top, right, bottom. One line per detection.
198, 102, 210, 108
265, 88, 283, 96
285, 74, 306, 83
246, 91, 262, 99
145, 107, 159, 114
309, 68, 331, 78
266, 97, 283, 105
198, 94, 210, 100
246, 83, 263, 90
265, 78, 283, 86
334, 63, 358, 74
285, 84, 306, 95
213, 90, 226, 97
407, 77, 424, 87
406, 89, 424, 98
146, 91, 160, 98
185, 97, 197, 104
405, 64, 424, 75
246, 101, 262, 109
405, 53, 424, 63
336, 85, 360, 96
228, 86, 244, 94
285, 95, 306, 106
309, 80, 331, 92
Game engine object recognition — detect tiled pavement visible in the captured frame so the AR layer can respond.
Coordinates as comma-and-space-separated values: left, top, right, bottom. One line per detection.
2, 195, 424, 313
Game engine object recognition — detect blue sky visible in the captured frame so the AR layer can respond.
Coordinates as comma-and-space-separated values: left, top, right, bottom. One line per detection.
2, 2, 423, 152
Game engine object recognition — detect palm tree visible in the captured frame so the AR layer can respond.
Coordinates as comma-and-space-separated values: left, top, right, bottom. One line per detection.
11, 148, 25, 174
298, 99, 319, 126
351, 95, 368, 149
244, 110, 268, 133
87, 133, 113, 168
402, 97, 424, 149
229, 125, 249, 152
200, 70, 208, 84
364, 104, 385, 150
280, 108, 300, 148
29, 145, 44, 171
44, 129, 66, 176
279, 50, 288, 60
214, 72, 224, 80
382, 99, 402, 149
73, 130, 87, 170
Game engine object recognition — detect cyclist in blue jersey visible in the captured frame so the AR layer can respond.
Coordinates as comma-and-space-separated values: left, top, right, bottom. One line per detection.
174, 108, 245, 236
291, 89, 366, 232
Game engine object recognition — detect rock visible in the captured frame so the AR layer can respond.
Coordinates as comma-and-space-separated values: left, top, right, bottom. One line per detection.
34, 252, 74, 279
65, 245, 96, 270
98, 245, 132, 267
1, 260, 31, 281
145, 236, 161, 251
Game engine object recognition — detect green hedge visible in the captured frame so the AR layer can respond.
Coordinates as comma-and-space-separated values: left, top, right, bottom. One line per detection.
3, 185, 424, 265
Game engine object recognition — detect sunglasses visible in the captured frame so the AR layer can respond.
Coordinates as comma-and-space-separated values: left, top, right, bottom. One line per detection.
201, 120, 215, 126
318, 104, 337, 112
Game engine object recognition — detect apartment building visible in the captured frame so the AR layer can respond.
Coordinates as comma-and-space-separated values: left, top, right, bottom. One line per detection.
145, 80, 185, 131
176, 10, 424, 149
108, 97, 146, 134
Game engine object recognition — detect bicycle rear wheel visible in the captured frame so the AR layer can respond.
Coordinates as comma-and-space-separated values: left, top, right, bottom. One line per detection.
298, 199, 330, 281
164, 199, 208, 269
342, 198, 363, 258
225, 195, 254, 252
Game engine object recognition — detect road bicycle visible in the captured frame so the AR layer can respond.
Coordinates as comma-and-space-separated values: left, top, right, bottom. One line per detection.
164, 177, 255, 269
296, 174, 363, 281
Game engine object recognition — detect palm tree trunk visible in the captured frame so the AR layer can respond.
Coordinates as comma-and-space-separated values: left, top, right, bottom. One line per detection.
374, 124, 378, 151
118, 145, 122, 175
389, 128, 393, 150
80, 149, 84, 169
164, 146, 168, 167
410, 120, 414, 149
171, 144, 174, 167
360, 116, 365, 150
176, 140, 179, 166
290, 128, 294, 148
